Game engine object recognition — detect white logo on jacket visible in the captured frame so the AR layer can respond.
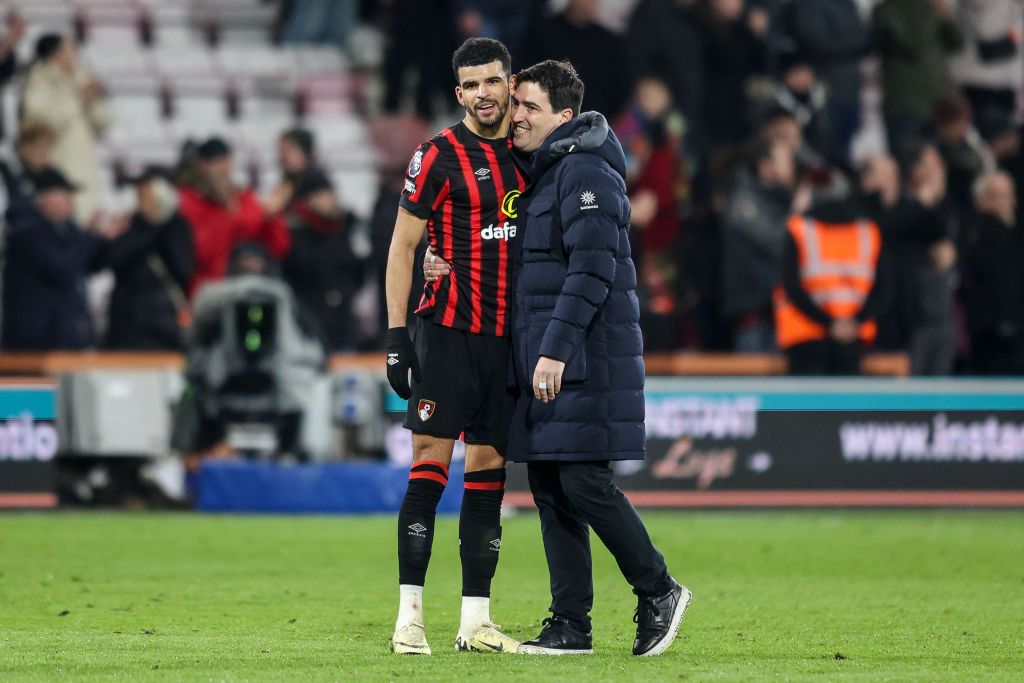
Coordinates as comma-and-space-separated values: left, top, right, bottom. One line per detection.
580, 190, 598, 210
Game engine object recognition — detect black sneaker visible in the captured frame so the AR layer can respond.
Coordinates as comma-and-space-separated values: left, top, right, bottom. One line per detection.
517, 616, 593, 655
632, 578, 692, 656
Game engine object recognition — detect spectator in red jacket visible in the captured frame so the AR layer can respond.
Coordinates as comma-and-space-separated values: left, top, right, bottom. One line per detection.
178, 137, 291, 295
613, 76, 690, 350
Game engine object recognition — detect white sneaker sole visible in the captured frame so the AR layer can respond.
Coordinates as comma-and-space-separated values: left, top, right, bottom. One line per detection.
387, 638, 428, 659
517, 644, 593, 655
392, 644, 431, 654
638, 586, 692, 657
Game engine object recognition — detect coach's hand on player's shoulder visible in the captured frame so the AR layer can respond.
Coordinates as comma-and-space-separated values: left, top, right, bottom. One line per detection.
533, 356, 565, 403
386, 327, 421, 399
423, 246, 451, 282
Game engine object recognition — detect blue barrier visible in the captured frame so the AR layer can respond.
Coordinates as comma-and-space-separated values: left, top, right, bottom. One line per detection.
0, 387, 56, 419
196, 459, 466, 514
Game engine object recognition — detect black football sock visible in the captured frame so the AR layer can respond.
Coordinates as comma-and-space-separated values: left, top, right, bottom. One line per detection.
460, 468, 506, 598
397, 460, 448, 586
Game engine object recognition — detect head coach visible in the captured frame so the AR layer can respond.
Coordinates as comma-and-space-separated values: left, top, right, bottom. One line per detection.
506, 60, 691, 657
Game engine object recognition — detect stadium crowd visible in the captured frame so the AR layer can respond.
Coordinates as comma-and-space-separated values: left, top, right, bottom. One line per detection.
0, 0, 1022, 376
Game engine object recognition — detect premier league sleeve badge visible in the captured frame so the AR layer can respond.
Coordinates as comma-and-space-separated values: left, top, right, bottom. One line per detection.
408, 149, 424, 178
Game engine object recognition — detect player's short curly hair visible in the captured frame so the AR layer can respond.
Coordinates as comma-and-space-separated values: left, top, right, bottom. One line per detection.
452, 38, 511, 81
514, 60, 585, 117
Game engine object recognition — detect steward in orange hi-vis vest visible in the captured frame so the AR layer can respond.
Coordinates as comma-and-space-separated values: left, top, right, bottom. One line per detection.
774, 214, 882, 349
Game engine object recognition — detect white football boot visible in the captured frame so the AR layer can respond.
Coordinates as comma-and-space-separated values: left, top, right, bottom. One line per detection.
456, 621, 519, 653
392, 622, 432, 655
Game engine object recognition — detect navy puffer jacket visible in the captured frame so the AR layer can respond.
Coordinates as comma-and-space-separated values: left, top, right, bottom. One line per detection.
507, 113, 645, 462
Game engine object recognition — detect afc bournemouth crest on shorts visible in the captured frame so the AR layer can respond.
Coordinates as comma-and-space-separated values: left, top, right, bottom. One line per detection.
418, 399, 436, 422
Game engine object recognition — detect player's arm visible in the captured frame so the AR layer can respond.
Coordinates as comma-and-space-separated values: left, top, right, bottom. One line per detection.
385, 141, 448, 398
383, 207, 427, 399
386, 207, 428, 329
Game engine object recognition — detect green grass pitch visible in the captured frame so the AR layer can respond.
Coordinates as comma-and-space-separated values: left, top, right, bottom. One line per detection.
1, 510, 1022, 681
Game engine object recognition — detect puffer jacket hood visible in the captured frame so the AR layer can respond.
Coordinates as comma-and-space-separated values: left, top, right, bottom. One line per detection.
529, 111, 627, 185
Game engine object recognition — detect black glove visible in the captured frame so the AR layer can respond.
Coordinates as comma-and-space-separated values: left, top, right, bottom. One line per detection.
386, 326, 421, 399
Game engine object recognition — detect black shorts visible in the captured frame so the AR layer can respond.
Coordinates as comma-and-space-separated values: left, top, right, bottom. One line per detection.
403, 317, 514, 450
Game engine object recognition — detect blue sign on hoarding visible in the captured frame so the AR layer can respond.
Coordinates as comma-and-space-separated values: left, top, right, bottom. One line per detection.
0, 384, 58, 509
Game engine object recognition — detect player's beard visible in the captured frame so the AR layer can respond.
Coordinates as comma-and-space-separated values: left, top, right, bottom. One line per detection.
467, 99, 507, 134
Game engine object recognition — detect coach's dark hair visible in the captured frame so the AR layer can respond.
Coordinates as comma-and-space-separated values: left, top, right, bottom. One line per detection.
452, 38, 511, 81
515, 60, 585, 116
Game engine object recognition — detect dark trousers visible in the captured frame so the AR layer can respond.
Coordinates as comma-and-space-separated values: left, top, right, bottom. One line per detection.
527, 460, 669, 631
786, 339, 862, 375
910, 323, 955, 376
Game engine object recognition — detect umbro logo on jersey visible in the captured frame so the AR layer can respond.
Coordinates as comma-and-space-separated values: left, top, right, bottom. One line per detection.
489, 538, 501, 551
475, 167, 491, 179
387, 353, 400, 366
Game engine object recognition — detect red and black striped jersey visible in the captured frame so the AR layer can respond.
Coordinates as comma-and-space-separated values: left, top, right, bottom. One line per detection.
399, 121, 527, 337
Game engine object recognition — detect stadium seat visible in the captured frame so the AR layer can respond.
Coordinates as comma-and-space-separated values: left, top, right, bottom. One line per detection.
75, 0, 140, 31
7, 0, 74, 29
135, 0, 192, 31
83, 24, 140, 48
152, 24, 199, 47
151, 45, 220, 79
287, 45, 348, 76
331, 166, 379, 218
107, 94, 165, 139
219, 27, 270, 47
217, 45, 292, 79
81, 41, 155, 81
238, 94, 293, 122
198, 0, 275, 28
169, 94, 232, 138
305, 114, 365, 148
6, 0, 379, 217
